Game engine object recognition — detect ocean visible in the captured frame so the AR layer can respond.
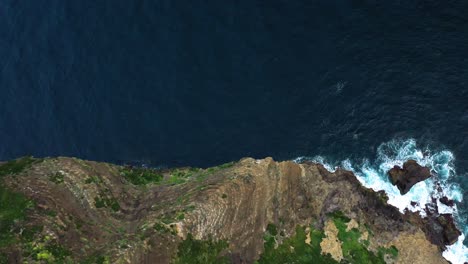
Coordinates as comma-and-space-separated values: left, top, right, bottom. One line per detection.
1, 1, 467, 262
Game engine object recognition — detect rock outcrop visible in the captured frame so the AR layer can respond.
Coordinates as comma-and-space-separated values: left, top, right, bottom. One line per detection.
439, 196, 455, 207
0, 156, 459, 264
388, 160, 431, 195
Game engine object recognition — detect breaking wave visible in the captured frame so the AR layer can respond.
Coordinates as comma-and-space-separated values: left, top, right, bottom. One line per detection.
294, 138, 467, 263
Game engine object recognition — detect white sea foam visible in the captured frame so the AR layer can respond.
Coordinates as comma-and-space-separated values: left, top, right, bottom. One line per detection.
295, 139, 467, 263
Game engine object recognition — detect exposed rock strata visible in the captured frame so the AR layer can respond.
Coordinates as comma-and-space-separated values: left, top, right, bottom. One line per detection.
0, 157, 458, 263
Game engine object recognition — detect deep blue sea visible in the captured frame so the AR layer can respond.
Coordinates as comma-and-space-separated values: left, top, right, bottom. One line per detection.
1, 1, 467, 261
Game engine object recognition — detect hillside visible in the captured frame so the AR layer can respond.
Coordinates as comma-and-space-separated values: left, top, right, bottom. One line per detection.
0, 157, 459, 263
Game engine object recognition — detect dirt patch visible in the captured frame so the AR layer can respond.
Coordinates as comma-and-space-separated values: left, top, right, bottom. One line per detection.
320, 220, 343, 262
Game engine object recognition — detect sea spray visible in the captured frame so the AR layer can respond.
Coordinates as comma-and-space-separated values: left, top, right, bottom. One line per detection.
295, 138, 467, 263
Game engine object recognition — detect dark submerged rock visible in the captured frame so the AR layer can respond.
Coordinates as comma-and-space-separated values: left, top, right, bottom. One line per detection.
388, 160, 431, 195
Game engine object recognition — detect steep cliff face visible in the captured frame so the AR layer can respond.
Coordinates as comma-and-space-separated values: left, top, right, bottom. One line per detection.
0, 157, 456, 263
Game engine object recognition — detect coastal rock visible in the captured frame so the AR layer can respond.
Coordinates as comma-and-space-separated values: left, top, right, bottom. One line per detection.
0, 157, 455, 263
388, 160, 431, 195
439, 197, 455, 207
437, 214, 462, 245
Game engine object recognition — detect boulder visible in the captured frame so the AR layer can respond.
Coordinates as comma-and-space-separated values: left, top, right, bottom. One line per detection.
439, 196, 455, 207
388, 160, 431, 195
437, 214, 462, 245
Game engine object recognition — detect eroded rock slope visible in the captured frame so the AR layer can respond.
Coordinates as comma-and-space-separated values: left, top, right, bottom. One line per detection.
0, 157, 457, 263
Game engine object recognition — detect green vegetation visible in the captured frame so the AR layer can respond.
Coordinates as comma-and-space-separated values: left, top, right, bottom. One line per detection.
377, 245, 399, 259
0, 253, 7, 264
257, 225, 338, 264
196, 162, 235, 182
120, 167, 163, 185
120, 161, 235, 186
153, 222, 176, 235
176, 192, 192, 205
176, 212, 185, 220
266, 223, 278, 236
208, 162, 235, 172
0, 156, 41, 177
167, 169, 194, 185
49, 171, 65, 184
257, 212, 398, 264
85, 176, 102, 184
117, 238, 130, 249
44, 209, 57, 217
20, 225, 43, 242
221, 193, 228, 199
329, 211, 398, 264
0, 182, 34, 247
81, 254, 110, 264
173, 234, 229, 264
21, 234, 73, 263
0, 157, 42, 248
94, 196, 120, 212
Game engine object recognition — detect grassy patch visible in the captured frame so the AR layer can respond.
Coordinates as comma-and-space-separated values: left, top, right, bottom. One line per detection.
176, 192, 192, 206
21, 235, 72, 263
0, 184, 34, 247
176, 212, 185, 220
216, 162, 235, 169
173, 234, 229, 264
257, 225, 338, 264
195, 162, 234, 182
377, 245, 399, 260
257, 214, 398, 264
167, 169, 193, 185
0, 156, 41, 177
120, 166, 163, 185
0, 156, 41, 249
329, 212, 398, 264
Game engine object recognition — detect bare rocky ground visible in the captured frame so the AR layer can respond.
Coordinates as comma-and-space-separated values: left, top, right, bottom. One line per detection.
0, 156, 459, 263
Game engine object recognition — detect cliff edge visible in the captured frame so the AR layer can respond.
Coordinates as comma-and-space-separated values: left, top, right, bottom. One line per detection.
0, 157, 459, 263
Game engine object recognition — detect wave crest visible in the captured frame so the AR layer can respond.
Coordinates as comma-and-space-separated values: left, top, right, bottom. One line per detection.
295, 138, 467, 263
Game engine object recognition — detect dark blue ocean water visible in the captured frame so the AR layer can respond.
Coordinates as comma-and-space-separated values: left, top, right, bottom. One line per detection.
1, 0, 468, 259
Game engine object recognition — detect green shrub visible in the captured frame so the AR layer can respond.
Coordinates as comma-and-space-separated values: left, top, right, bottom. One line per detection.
81, 254, 110, 264
94, 196, 120, 212
173, 234, 229, 264
176, 212, 185, 220
120, 167, 163, 185
0, 253, 7, 264
85, 176, 102, 184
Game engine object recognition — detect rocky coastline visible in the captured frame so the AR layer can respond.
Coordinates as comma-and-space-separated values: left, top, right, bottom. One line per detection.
0, 156, 462, 263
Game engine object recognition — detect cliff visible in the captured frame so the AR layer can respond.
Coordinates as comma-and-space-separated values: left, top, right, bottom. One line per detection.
0, 156, 458, 263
